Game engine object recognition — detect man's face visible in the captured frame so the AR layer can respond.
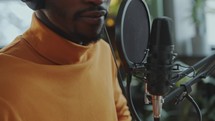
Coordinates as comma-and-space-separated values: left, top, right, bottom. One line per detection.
43, 0, 111, 44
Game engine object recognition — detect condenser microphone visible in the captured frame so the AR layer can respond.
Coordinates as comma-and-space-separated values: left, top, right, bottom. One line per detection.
146, 17, 175, 121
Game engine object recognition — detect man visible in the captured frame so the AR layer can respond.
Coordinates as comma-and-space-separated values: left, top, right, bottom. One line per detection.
0, 0, 131, 121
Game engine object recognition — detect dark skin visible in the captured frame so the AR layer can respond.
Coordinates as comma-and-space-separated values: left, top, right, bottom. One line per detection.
35, 0, 111, 45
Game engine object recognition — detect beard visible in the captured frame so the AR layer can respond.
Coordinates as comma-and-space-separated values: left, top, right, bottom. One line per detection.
42, 2, 106, 45
64, 18, 105, 45
69, 6, 107, 45
68, 29, 104, 45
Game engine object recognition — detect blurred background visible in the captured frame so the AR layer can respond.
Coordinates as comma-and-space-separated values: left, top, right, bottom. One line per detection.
0, 0, 215, 121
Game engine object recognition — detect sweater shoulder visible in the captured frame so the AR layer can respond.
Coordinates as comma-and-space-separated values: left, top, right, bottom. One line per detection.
0, 36, 23, 53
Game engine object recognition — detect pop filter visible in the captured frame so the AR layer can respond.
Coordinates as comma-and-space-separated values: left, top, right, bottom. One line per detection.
115, 0, 150, 70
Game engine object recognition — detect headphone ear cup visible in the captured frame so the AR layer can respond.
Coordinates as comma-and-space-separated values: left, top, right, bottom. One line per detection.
22, 0, 45, 10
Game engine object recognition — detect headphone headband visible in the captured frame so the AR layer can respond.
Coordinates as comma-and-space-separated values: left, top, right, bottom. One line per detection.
21, 0, 44, 10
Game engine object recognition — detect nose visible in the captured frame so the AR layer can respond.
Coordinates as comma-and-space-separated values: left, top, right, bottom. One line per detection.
84, 0, 105, 5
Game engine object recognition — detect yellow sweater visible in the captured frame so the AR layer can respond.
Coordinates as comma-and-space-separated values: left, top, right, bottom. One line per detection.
0, 15, 131, 121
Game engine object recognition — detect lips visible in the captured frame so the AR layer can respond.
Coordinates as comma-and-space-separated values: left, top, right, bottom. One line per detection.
80, 10, 106, 18
78, 10, 107, 24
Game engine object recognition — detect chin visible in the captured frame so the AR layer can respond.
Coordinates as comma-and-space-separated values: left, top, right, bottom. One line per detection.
83, 33, 102, 45
70, 23, 105, 45
70, 32, 102, 45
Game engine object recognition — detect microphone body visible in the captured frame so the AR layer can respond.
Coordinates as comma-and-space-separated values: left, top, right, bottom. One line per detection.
146, 17, 175, 120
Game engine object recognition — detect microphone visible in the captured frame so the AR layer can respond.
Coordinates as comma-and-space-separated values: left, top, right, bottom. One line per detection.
146, 17, 175, 121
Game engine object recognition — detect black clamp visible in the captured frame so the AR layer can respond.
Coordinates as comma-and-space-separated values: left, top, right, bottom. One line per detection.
174, 84, 192, 105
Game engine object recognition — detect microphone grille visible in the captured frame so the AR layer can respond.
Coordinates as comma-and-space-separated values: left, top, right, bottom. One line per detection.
150, 17, 173, 47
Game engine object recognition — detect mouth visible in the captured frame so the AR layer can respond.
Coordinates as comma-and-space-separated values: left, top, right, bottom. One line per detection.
80, 9, 107, 17
78, 10, 107, 24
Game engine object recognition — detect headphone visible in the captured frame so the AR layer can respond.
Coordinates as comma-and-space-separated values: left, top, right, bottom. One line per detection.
21, 0, 45, 10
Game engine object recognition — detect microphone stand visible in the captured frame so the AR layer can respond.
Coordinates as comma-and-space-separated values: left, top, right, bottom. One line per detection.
171, 53, 215, 84
165, 64, 215, 103
163, 53, 215, 121
165, 53, 215, 103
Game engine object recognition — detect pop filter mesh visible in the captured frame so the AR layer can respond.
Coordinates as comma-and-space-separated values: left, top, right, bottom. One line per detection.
116, 0, 150, 67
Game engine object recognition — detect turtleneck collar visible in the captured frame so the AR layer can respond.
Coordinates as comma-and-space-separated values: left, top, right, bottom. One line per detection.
22, 14, 99, 65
